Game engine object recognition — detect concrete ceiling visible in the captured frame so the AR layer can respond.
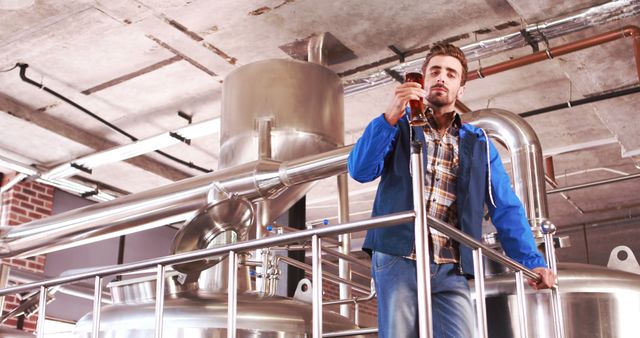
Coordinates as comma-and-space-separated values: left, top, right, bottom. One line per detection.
0, 0, 639, 246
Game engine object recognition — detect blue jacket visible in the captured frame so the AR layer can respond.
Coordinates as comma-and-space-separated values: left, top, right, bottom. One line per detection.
348, 114, 547, 275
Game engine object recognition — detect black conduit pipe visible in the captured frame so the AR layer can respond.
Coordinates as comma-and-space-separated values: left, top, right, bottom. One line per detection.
16, 63, 212, 173
521, 85, 640, 118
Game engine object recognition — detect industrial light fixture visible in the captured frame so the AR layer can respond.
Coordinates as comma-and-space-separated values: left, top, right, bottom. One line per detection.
0, 153, 116, 202
42, 118, 220, 180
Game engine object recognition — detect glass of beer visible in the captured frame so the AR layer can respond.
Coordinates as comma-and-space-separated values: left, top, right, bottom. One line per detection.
404, 72, 428, 126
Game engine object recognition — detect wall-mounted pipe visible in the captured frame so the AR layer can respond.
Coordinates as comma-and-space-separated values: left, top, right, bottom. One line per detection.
462, 109, 548, 233
520, 85, 640, 118
0, 146, 352, 259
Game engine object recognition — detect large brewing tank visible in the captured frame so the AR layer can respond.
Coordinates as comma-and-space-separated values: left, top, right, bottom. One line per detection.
73, 273, 365, 337
219, 59, 344, 217
483, 262, 640, 338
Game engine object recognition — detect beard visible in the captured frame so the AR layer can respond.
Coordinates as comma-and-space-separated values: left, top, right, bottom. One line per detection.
426, 90, 454, 107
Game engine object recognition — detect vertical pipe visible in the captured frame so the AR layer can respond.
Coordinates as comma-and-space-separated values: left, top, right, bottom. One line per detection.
0, 265, 10, 312
625, 26, 640, 81
36, 286, 47, 338
354, 302, 360, 326
312, 235, 323, 338
337, 173, 352, 318
227, 251, 238, 338
91, 276, 103, 338
256, 118, 272, 294
515, 271, 529, 338
257, 118, 272, 160
154, 264, 166, 338
473, 249, 488, 338
410, 141, 433, 338
308, 33, 328, 66
255, 201, 270, 293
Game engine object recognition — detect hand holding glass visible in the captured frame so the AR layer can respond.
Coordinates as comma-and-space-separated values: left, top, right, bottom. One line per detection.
404, 72, 428, 126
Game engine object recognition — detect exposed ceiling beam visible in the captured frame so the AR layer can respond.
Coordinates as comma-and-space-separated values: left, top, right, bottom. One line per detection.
0, 93, 191, 181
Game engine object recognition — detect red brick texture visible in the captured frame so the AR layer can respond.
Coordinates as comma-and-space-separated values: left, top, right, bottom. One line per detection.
1, 174, 54, 333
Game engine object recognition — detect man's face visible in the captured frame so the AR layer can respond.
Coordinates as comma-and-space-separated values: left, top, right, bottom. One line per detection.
423, 55, 465, 108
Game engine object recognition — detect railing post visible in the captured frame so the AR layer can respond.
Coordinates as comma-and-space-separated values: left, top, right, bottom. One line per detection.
473, 249, 488, 338
410, 140, 433, 338
337, 173, 352, 319
154, 264, 166, 338
312, 235, 323, 338
36, 286, 47, 338
542, 220, 565, 338
91, 276, 103, 338
515, 271, 529, 338
0, 265, 9, 313
227, 250, 238, 338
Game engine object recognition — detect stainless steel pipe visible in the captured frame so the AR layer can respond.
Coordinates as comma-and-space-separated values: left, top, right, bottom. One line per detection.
91, 276, 102, 338
0, 145, 352, 258
462, 108, 548, 232
154, 264, 165, 338
515, 271, 528, 338
227, 251, 238, 338
473, 249, 488, 338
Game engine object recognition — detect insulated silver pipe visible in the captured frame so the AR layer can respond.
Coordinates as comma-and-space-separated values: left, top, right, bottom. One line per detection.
411, 141, 433, 338
462, 108, 548, 233
343, 0, 639, 96
0, 145, 352, 258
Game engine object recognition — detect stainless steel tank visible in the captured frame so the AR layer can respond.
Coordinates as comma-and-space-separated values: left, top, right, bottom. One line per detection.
73, 273, 364, 337
219, 59, 344, 218
483, 262, 640, 338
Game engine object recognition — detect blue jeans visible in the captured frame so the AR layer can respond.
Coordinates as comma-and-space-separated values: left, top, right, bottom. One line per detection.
372, 251, 474, 338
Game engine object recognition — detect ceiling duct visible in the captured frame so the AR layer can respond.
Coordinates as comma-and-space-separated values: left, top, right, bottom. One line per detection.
344, 0, 640, 96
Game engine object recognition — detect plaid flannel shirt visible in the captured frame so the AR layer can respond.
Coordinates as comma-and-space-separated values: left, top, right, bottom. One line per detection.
423, 112, 462, 264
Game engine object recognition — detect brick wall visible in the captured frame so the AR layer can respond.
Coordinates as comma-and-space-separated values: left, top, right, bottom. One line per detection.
0, 174, 54, 332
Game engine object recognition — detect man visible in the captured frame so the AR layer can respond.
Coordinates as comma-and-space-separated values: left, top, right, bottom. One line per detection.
347, 43, 557, 338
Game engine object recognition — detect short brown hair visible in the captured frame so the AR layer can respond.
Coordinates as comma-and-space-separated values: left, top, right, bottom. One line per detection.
421, 43, 468, 85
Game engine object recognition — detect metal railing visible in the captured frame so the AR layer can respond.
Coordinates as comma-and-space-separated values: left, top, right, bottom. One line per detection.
0, 212, 413, 337
0, 140, 563, 338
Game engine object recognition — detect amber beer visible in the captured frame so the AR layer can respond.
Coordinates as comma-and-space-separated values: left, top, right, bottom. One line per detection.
404, 72, 428, 126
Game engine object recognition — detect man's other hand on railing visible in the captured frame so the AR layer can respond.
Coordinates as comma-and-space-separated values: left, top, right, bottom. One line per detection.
528, 267, 558, 290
